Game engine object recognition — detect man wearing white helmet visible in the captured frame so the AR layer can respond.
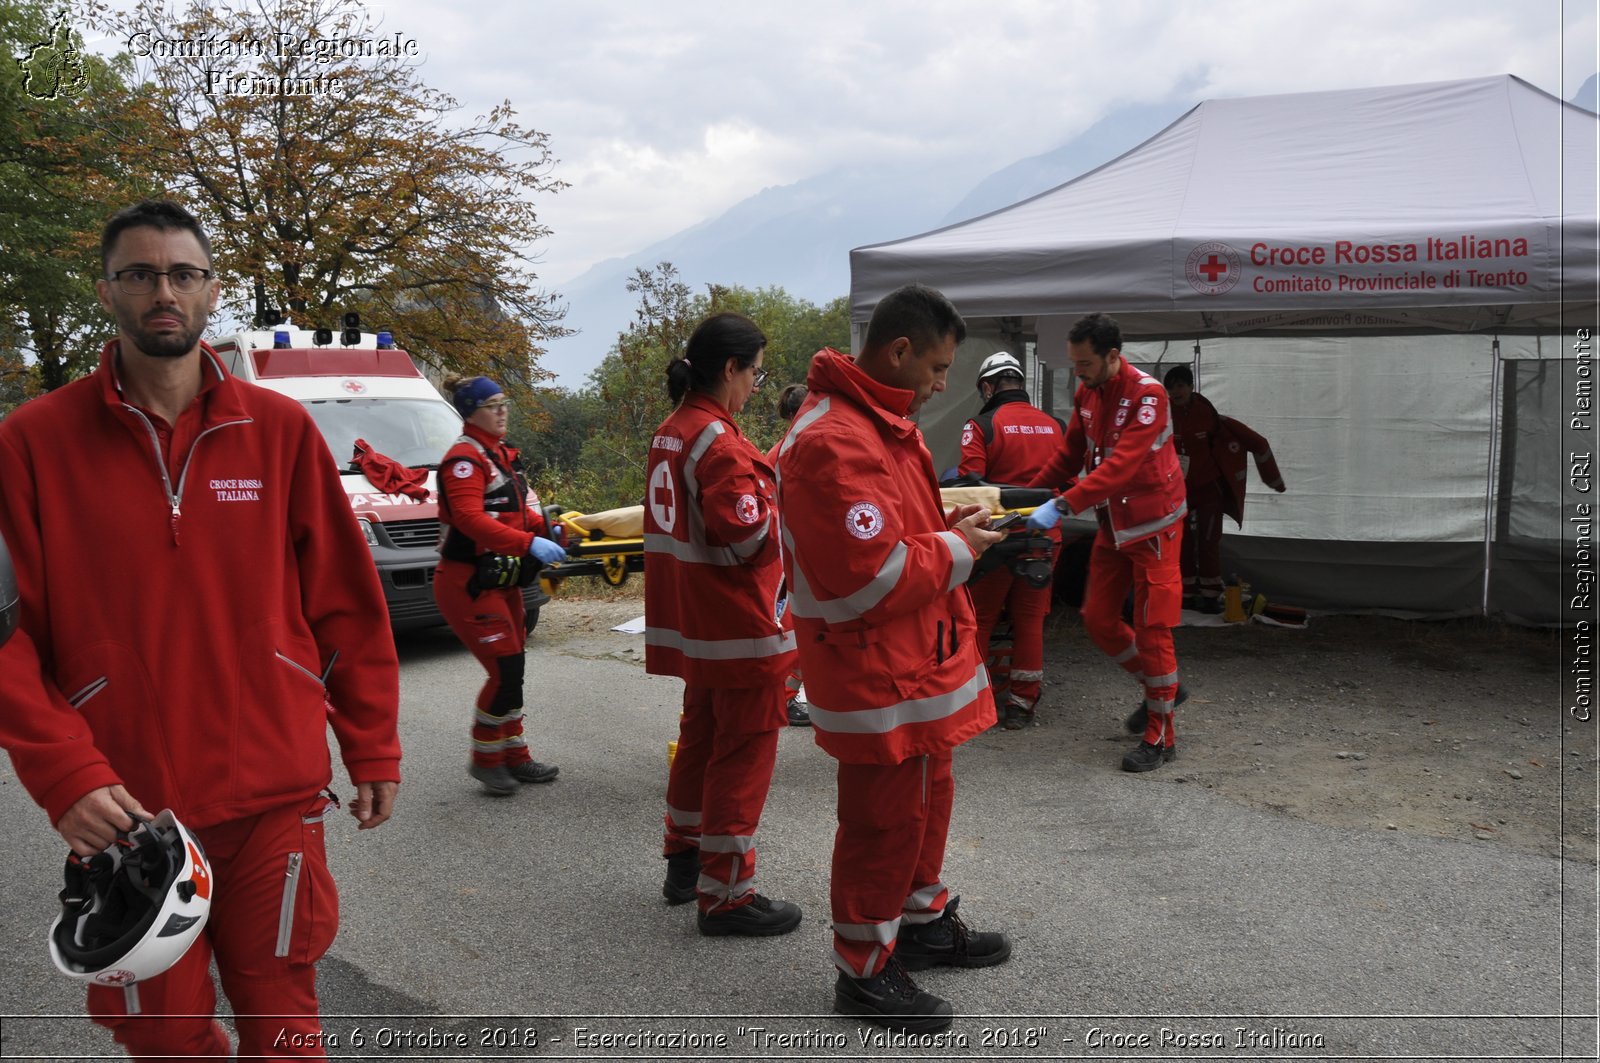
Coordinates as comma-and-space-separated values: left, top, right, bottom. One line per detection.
957, 352, 1067, 729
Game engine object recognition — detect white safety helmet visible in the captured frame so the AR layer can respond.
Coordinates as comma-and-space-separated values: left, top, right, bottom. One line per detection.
976, 352, 1024, 389
49, 810, 212, 986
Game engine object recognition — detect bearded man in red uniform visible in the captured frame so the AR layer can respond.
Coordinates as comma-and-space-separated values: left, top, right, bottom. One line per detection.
778, 284, 1010, 1033
957, 352, 1067, 730
1028, 313, 1189, 773
0, 200, 400, 1059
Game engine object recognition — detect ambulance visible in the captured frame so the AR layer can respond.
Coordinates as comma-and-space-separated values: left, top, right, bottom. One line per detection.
210, 324, 548, 631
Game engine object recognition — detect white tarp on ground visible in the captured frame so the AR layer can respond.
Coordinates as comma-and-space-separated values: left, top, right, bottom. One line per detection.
848, 75, 1596, 622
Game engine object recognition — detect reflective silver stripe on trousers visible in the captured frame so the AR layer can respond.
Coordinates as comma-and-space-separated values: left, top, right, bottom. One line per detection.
834, 918, 900, 945
1145, 670, 1180, 687
1113, 642, 1140, 666
700, 834, 755, 855
501, 708, 527, 749
902, 881, 948, 923
665, 804, 702, 829
275, 852, 304, 957
644, 626, 796, 661
807, 668, 988, 734
1011, 668, 1044, 681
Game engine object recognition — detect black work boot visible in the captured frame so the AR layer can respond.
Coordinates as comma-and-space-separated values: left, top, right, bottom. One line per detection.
786, 697, 812, 727
1125, 683, 1188, 734
662, 849, 699, 906
834, 956, 953, 1033
1122, 740, 1177, 772
894, 896, 1012, 971
1001, 697, 1035, 730
508, 760, 559, 784
697, 893, 803, 937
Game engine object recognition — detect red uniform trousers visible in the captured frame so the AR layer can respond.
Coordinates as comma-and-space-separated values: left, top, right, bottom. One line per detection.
831, 752, 954, 978
434, 560, 539, 772
664, 684, 785, 914
969, 546, 1058, 708
1081, 525, 1184, 747
88, 794, 339, 1060
1180, 480, 1227, 605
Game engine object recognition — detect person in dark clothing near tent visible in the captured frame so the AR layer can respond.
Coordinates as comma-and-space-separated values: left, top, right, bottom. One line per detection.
1162, 366, 1286, 613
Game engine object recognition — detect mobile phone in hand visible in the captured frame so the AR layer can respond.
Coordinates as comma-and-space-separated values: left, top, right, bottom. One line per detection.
988, 510, 1024, 531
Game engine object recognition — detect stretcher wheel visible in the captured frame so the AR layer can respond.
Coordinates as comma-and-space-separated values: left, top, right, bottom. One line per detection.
601, 554, 630, 587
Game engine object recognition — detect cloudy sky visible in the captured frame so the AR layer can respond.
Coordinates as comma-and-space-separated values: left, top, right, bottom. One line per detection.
90, 0, 1594, 289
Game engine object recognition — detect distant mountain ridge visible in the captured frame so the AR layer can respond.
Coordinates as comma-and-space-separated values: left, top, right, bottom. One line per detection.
540, 100, 1173, 388
540, 73, 1597, 388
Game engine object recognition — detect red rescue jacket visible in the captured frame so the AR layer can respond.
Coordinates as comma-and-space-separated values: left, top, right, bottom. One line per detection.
1172, 393, 1286, 528
1030, 358, 1187, 549
644, 392, 796, 688
0, 341, 401, 829
777, 349, 995, 765
436, 423, 547, 561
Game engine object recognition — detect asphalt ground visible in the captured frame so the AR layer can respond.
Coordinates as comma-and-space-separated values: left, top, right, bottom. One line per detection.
1, 611, 1595, 1061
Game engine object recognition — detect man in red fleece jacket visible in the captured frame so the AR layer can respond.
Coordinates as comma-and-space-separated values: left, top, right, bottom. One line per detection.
0, 200, 402, 1059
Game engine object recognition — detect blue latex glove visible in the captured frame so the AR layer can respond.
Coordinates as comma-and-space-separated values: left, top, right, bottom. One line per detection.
1026, 500, 1064, 532
528, 536, 566, 564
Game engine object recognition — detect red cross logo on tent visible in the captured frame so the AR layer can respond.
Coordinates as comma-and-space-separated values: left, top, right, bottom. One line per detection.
648, 462, 677, 533
1184, 241, 1243, 296
845, 501, 884, 540
342, 379, 367, 394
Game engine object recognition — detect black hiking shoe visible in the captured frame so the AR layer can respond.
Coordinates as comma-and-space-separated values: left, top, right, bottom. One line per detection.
1125, 683, 1189, 734
894, 896, 1012, 971
1122, 740, 1177, 772
834, 956, 953, 1033
662, 849, 699, 906
697, 893, 802, 937
508, 760, 559, 784
786, 698, 811, 727
468, 763, 517, 796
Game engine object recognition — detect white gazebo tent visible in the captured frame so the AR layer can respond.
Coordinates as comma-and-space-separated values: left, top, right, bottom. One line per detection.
849, 75, 1597, 622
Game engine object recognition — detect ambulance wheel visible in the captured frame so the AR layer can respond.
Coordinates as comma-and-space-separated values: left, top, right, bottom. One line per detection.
524, 607, 540, 632
601, 555, 629, 587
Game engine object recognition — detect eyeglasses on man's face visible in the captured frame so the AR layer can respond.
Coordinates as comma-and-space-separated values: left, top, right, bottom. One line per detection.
106, 268, 214, 296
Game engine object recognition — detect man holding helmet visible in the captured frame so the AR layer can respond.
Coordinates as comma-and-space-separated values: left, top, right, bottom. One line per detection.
956, 352, 1067, 730
0, 200, 401, 1057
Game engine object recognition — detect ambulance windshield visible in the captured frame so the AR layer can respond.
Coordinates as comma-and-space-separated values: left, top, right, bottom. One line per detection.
302, 397, 462, 469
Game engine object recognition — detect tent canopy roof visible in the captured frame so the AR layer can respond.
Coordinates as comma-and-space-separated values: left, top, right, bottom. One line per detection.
850, 75, 1598, 336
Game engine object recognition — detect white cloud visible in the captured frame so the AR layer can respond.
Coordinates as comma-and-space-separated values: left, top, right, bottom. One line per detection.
87, 0, 1580, 286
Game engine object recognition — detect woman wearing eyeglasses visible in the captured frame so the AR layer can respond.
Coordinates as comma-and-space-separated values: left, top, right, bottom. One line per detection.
435, 375, 567, 796
643, 312, 802, 937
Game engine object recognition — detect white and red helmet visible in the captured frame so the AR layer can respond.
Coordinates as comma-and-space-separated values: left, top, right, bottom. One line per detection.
976, 352, 1024, 388
49, 810, 212, 986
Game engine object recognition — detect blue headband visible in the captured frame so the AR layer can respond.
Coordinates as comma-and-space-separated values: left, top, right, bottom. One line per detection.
452, 376, 504, 417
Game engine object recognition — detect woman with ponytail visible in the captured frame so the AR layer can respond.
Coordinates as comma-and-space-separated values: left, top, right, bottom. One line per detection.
643, 312, 802, 937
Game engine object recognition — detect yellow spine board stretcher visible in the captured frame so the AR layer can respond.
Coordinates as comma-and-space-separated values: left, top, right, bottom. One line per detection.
540, 506, 646, 592
537, 485, 1094, 595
